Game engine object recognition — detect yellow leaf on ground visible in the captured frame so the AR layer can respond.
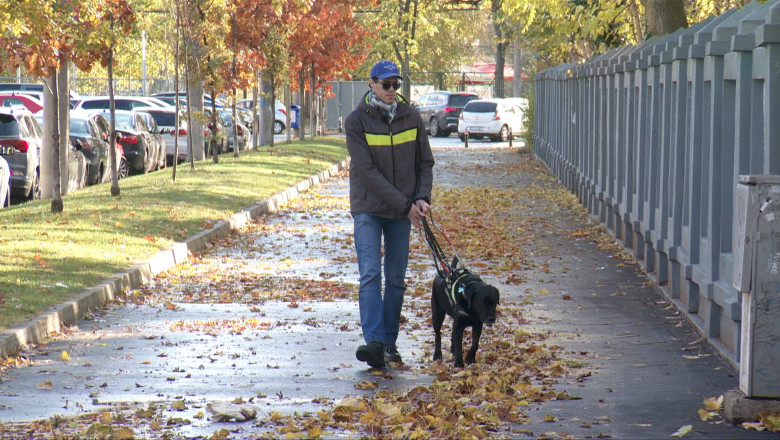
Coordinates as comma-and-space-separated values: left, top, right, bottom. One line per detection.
671, 424, 693, 437
60, 350, 70, 362
703, 395, 723, 411
112, 427, 134, 440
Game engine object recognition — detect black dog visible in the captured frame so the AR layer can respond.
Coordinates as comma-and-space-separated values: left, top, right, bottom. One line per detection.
432, 268, 500, 367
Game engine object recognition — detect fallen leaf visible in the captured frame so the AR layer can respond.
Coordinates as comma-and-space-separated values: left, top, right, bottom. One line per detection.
671, 424, 693, 437
37, 380, 53, 390
703, 395, 723, 411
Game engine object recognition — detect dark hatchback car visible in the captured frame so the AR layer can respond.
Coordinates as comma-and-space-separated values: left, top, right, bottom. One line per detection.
112, 110, 161, 175
69, 111, 111, 185
414, 91, 478, 137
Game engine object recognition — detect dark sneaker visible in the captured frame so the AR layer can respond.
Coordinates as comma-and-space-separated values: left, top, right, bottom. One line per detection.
356, 341, 385, 368
384, 343, 402, 363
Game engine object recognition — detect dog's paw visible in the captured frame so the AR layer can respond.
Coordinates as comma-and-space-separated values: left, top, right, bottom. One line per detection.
433, 352, 442, 361
453, 360, 465, 368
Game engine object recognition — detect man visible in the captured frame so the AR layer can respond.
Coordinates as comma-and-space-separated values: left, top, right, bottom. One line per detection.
345, 60, 435, 368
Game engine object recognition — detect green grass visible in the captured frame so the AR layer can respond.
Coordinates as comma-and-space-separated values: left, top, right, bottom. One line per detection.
0, 137, 348, 329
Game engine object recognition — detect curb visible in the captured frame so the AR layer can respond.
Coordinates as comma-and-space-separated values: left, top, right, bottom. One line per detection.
0, 157, 351, 358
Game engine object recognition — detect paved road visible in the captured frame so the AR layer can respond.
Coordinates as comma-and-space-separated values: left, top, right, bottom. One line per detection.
0, 138, 774, 439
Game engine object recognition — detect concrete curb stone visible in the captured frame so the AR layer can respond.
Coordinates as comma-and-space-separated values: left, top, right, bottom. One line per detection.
0, 157, 350, 358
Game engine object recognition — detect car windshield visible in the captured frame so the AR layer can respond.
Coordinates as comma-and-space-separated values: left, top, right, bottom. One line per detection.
149, 112, 176, 127
114, 113, 135, 131
464, 102, 497, 113
0, 115, 20, 135
449, 95, 478, 107
69, 119, 91, 135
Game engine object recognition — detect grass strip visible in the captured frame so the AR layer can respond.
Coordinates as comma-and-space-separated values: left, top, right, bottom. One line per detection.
0, 137, 348, 329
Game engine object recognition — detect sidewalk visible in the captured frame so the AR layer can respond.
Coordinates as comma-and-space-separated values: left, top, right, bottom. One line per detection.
0, 146, 776, 439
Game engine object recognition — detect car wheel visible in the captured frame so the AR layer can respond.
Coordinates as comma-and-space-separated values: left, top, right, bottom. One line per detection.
429, 118, 440, 137
118, 157, 129, 179
27, 170, 40, 200
497, 125, 509, 142
274, 120, 284, 134
143, 149, 150, 173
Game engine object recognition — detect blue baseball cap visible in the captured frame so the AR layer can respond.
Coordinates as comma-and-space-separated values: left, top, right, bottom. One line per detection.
370, 60, 401, 80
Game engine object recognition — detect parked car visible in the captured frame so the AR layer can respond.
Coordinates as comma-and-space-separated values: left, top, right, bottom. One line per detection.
1, 108, 41, 200
414, 91, 478, 137
69, 110, 112, 185
457, 99, 525, 142
144, 107, 189, 166
137, 112, 167, 171
73, 96, 171, 112
78, 111, 129, 180
110, 110, 163, 175
0, 93, 43, 114
203, 109, 227, 155
0, 156, 9, 208
236, 99, 287, 134
219, 110, 250, 152
32, 113, 89, 194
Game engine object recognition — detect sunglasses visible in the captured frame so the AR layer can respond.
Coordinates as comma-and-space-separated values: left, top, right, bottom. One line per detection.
377, 80, 402, 91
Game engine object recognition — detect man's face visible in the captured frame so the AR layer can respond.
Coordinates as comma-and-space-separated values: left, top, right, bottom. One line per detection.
370, 77, 401, 105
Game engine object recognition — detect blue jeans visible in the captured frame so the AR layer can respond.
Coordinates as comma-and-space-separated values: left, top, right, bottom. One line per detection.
353, 213, 411, 345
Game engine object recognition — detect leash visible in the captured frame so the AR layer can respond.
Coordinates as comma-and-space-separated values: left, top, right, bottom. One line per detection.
421, 211, 475, 316
421, 210, 466, 277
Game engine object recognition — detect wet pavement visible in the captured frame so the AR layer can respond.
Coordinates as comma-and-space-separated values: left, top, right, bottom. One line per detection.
0, 140, 777, 439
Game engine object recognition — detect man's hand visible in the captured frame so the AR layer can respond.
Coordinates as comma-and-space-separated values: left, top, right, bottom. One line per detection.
408, 199, 430, 229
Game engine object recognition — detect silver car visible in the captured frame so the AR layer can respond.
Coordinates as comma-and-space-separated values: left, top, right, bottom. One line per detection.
144, 107, 189, 166
220, 110, 250, 152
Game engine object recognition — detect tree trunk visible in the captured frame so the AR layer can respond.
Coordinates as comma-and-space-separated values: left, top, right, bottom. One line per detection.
643, 0, 688, 38
57, 64, 70, 195
269, 82, 276, 148
309, 64, 316, 138
109, 47, 120, 196
210, 89, 219, 163
492, 0, 507, 98
232, 12, 239, 158
297, 69, 305, 141
252, 73, 259, 149
172, 1, 181, 181
41, 75, 55, 200
50, 72, 63, 213
285, 84, 292, 144
513, 42, 522, 98
258, 73, 272, 147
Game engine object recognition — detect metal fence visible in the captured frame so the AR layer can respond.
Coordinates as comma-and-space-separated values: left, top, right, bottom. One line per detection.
533, 0, 780, 367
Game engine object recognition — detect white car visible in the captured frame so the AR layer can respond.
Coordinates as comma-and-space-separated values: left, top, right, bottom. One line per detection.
457, 99, 525, 142
0, 156, 9, 207
236, 99, 287, 134
73, 96, 173, 112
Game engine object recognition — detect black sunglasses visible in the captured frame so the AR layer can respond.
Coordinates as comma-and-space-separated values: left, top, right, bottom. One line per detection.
377, 80, 402, 91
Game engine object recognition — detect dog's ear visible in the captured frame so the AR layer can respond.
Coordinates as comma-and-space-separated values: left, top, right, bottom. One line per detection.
490, 286, 500, 305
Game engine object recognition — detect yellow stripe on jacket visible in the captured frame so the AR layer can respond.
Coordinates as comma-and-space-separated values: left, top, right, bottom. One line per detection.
365, 128, 418, 147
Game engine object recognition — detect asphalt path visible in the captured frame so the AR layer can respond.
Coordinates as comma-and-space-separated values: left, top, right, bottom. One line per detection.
0, 135, 774, 440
